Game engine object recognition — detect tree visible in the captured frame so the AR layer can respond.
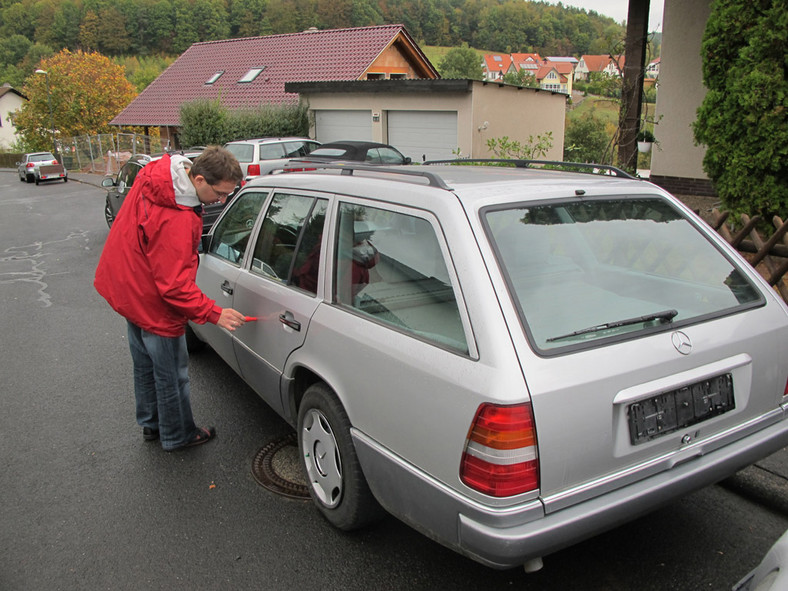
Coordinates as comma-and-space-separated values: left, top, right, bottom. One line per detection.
693, 0, 787, 221
502, 69, 540, 88
13, 49, 137, 151
438, 45, 483, 80
563, 112, 611, 163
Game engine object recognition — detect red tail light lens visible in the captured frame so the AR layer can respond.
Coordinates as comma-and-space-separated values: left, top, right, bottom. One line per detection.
460, 403, 539, 497
26, 163, 35, 168
247, 164, 261, 176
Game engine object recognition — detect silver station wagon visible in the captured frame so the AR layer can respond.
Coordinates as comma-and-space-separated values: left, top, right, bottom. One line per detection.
189, 163, 788, 571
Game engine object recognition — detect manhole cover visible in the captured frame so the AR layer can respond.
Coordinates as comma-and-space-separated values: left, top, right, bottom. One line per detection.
251, 432, 311, 499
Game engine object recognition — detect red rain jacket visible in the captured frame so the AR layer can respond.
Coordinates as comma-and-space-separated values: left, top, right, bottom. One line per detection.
94, 155, 221, 337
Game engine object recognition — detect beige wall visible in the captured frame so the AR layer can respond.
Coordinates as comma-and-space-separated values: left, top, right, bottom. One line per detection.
301, 81, 565, 160
651, 0, 711, 180
0, 92, 25, 149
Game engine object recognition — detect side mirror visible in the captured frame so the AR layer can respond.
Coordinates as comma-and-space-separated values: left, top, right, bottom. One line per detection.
15, 162, 21, 166
101, 176, 116, 188
403, 157, 412, 164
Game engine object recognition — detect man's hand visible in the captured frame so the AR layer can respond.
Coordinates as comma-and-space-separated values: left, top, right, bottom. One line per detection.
217, 308, 247, 331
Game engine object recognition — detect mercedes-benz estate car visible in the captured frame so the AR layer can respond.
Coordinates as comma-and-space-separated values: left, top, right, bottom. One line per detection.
188, 162, 788, 571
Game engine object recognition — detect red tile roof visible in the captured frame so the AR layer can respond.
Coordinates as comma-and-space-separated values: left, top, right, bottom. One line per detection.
112, 25, 433, 127
579, 54, 612, 72
483, 54, 513, 74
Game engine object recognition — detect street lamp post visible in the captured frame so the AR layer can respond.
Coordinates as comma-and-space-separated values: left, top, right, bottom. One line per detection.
34, 69, 58, 160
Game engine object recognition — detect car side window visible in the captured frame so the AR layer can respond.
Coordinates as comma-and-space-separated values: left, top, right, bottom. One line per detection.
117, 162, 140, 194
284, 141, 320, 158
334, 203, 468, 354
208, 191, 269, 265
258, 143, 285, 160
250, 194, 328, 294
378, 147, 405, 164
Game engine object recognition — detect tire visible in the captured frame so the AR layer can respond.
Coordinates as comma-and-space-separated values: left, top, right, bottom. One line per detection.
19, 174, 25, 183
26, 174, 33, 183
35, 176, 40, 185
104, 198, 115, 228
63, 177, 68, 183
185, 324, 206, 353
297, 383, 384, 530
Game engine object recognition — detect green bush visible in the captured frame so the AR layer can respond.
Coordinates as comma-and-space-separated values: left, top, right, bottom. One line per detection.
179, 100, 310, 147
564, 113, 611, 163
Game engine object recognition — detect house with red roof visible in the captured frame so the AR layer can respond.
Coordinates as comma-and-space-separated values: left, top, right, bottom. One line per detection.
111, 25, 438, 146
574, 55, 624, 81
482, 54, 514, 81
535, 60, 574, 95
510, 53, 542, 76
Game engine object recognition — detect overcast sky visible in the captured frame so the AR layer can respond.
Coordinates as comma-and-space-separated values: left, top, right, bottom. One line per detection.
550, 0, 664, 32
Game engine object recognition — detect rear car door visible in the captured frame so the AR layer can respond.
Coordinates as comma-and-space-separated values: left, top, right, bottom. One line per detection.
231, 191, 329, 415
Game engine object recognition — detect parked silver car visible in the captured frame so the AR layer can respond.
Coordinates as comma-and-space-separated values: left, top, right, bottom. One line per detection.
17, 151, 67, 184
189, 163, 788, 571
223, 137, 321, 178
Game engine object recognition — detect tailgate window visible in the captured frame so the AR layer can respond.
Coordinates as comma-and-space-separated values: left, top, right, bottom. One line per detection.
483, 197, 762, 353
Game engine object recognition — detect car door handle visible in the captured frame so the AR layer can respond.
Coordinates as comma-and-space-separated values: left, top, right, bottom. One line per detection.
221, 280, 233, 295
279, 312, 301, 331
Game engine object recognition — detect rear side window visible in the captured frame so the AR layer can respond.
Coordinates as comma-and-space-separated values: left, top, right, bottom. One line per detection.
209, 191, 269, 264
334, 202, 468, 354
258, 143, 285, 159
250, 194, 328, 295
283, 141, 319, 158
224, 143, 254, 163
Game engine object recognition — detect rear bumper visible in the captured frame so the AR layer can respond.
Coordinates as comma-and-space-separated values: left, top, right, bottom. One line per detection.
353, 410, 788, 569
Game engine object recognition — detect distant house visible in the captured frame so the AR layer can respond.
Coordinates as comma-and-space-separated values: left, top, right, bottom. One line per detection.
574, 54, 625, 81
646, 57, 660, 79
510, 53, 542, 77
110, 25, 438, 146
0, 84, 26, 149
482, 54, 514, 81
536, 60, 575, 94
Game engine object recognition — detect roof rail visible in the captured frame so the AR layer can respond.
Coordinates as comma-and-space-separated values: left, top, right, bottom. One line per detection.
422, 159, 636, 179
282, 162, 452, 189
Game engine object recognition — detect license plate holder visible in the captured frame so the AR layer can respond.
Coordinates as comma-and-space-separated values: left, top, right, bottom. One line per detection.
628, 373, 734, 445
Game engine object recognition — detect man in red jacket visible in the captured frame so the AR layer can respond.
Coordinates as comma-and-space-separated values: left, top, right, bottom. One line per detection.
95, 146, 245, 451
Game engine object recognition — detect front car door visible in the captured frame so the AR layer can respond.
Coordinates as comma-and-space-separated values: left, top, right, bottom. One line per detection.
193, 189, 270, 372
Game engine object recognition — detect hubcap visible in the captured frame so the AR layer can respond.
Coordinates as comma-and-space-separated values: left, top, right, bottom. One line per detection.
301, 408, 343, 507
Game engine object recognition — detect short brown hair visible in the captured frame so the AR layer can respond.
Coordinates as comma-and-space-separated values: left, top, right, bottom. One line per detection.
190, 146, 243, 185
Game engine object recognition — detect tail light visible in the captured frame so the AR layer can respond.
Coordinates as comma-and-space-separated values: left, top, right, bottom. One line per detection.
26, 163, 35, 169
285, 167, 317, 173
247, 164, 261, 176
460, 402, 539, 497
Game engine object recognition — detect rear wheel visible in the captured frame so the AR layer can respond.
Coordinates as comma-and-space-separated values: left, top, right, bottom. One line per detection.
25, 174, 33, 183
297, 383, 384, 530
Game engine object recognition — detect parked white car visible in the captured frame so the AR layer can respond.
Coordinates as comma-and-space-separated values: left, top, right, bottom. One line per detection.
189, 162, 788, 571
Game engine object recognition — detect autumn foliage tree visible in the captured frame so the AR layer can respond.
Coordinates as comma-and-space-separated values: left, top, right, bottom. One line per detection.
14, 49, 137, 151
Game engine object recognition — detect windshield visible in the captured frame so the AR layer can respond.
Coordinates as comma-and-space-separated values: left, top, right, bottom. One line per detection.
483, 197, 762, 353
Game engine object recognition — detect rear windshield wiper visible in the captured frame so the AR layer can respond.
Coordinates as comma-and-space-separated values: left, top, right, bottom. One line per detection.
546, 309, 679, 343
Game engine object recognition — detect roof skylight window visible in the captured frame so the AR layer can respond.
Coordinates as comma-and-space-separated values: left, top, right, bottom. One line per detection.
239, 67, 265, 83
205, 71, 224, 84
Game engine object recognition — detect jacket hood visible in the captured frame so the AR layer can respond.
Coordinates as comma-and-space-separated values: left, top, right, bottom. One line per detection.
137, 154, 199, 209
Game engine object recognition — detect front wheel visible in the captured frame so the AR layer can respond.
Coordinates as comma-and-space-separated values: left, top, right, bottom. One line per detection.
104, 198, 114, 228
297, 383, 383, 530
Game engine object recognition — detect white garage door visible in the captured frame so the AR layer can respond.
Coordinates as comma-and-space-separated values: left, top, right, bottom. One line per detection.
314, 110, 372, 143
388, 111, 458, 163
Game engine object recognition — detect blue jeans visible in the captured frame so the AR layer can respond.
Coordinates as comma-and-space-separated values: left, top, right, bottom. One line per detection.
127, 321, 197, 450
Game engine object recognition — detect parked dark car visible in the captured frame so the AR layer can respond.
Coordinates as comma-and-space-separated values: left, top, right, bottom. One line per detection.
101, 148, 232, 232
283, 141, 411, 171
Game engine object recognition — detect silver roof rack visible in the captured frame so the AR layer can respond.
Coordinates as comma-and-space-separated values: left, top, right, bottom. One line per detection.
422, 159, 636, 179
282, 162, 452, 190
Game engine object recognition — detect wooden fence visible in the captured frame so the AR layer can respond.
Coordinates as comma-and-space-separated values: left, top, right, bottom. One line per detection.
711, 210, 788, 304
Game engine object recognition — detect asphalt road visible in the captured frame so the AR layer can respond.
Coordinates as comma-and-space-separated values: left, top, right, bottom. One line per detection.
1, 172, 786, 590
